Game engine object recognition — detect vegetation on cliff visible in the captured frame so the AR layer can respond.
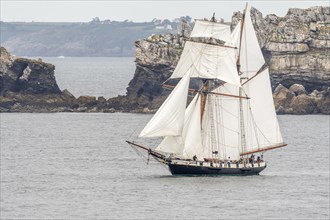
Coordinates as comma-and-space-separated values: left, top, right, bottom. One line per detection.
0, 18, 180, 57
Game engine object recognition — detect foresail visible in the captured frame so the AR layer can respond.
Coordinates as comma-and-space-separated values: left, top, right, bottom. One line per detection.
170, 41, 240, 87
190, 20, 231, 42
139, 74, 190, 137
182, 94, 204, 159
156, 94, 202, 158
242, 68, 284, 153
156, 135, 184, 154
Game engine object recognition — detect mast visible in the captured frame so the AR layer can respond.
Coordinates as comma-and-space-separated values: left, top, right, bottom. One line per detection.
200, 80, 208, 124
239, 80, 247, 158
238, 3, 248, 158
237, 3, 248, 70
200, 13, 216, 125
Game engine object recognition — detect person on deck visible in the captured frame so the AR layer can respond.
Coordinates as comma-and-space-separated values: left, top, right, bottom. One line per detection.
193, 155, 197, 163
257, 156, 261, 167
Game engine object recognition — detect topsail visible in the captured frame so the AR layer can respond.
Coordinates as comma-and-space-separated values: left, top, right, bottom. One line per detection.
170, 41, 240, 86
190, 20, 232, 42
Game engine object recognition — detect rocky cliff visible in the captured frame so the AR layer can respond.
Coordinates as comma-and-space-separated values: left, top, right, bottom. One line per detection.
0, 47, 75, 112
0, 47, 115, 112
110, 6, 330, 114
232, 6, 330, 92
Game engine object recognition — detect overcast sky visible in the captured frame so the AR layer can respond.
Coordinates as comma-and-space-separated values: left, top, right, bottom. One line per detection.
1, 0, 329, 22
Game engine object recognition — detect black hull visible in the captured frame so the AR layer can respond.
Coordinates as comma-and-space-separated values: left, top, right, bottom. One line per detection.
168, 163, 266, 175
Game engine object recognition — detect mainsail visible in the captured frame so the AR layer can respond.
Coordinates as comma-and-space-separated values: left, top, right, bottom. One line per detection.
241, 68, 284, 154
202, 84, 241, 160
237, 6, 284, 154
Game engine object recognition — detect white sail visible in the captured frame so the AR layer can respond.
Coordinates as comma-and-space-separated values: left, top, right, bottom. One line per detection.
242, 68, 283, 153
156, 136, 184, 154
239, 5, 265, 77
202, 84, 241, 160
190, 20, 231, 42
181, 94, 204, 159
137, 4, 286, 165
226, 21, 241, 57
155, 93, 198, 154
170, 41, 240, 87
156, 94, 203, 159
139, 73, 190, 137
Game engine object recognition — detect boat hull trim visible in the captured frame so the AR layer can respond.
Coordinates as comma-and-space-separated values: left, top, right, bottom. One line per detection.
168, 162, 266, 175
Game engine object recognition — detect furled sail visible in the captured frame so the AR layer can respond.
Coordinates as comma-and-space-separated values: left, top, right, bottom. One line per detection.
170, 41, 241, 87
190, 20, 231, 42
139, 73, 190, 137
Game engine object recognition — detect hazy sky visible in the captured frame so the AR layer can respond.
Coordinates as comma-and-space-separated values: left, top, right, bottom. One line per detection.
1, 0, 329, 22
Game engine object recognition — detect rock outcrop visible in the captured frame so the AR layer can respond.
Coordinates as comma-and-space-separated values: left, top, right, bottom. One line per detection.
108, 20, 192, 112
232, 6, 330, 92
110, 6, 330, 114
0, 47, 75, 112
273, 83, 329, 114
0, 47, 115, 112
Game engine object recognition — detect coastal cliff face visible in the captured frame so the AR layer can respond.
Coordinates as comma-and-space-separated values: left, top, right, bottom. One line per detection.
232, 6, 330, 92
1, 48, 61, 95
108, 21, 191, 112
0, 47, 116, 112
1, 47, 116, 112
111, 6, 330, 114
0, 47, 76, 112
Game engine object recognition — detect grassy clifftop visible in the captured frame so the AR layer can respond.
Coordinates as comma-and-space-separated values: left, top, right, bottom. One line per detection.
0, 20, 176, 57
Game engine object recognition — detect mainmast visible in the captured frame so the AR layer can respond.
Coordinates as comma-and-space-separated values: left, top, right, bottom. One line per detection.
237, 3, 248, 72
237, 3, 248, 159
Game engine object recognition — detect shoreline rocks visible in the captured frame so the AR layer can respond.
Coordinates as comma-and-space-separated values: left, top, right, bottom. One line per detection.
274, 84, 329, 114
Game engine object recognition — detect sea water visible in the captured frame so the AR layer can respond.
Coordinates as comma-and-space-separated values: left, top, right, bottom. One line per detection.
42, 57, 136, 99
0, 58, 329, 219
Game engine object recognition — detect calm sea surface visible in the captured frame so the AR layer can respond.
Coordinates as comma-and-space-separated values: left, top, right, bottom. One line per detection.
42, 57, 136, 99
1, 58, 329, 219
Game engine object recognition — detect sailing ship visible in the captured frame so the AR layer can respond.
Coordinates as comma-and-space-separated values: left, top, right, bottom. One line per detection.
127, 5, 287, 175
